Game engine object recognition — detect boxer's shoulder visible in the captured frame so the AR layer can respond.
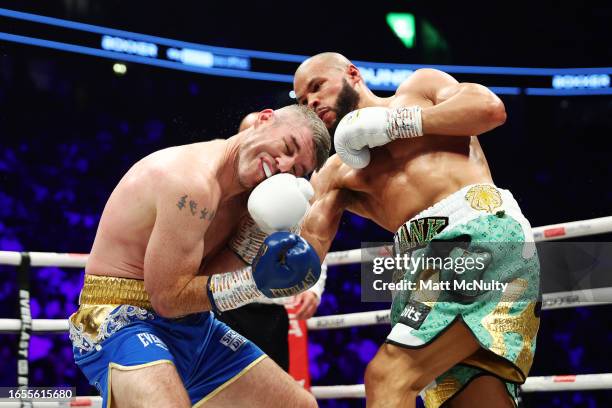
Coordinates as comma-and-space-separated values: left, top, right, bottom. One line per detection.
310, 154, 350, 192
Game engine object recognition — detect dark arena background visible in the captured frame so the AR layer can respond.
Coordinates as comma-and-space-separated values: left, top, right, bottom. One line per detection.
1, 1, 612, 407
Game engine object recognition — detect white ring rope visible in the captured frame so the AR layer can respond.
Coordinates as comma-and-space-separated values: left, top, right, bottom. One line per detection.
0, 285, 610, 334
0, 373, 610, 407
0, 216, 611, 268
0, 251, 88, 267
306, 286, 612, 330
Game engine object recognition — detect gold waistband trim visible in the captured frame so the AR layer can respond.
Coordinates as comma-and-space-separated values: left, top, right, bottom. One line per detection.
80, 274, 153, 310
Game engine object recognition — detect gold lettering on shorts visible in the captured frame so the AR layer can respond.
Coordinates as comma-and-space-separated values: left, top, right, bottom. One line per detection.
422, 374, 461, 407
480, 278, 539, 376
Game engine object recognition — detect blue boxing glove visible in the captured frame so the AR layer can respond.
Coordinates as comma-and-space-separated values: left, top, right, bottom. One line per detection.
207, 232, 321, 312
252, 232, 321, 298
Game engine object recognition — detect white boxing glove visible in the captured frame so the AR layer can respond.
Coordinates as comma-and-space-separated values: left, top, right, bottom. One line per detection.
248, 173, 314, 234
334, 106, 423, 169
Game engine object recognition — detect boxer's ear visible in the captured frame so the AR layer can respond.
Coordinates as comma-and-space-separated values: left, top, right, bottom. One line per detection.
255, 109, 274, 128
347, 64, 361, 85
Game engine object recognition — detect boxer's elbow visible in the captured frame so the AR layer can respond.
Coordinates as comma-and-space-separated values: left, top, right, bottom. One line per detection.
478, 85, 506, 128
487, 98, 507, 127
466, 83, 507, 130
150, 292, 181, 318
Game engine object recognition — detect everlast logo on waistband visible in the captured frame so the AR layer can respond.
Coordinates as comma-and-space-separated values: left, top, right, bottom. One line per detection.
398, 300, 431, 330
394, 217, 449, 254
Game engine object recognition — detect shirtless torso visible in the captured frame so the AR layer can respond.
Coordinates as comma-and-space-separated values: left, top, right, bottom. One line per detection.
86, 141, 247, 281
299, 70, 499, 256
319, 127, 492, 233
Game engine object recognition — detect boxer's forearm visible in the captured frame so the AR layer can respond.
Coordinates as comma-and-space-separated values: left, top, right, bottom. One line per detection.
301, 209, 342, 263
200, 247, 247, 276
150, 275, 213, 318
421, 83, 506, 136
301, 178, 349, 261
152, 251, 252, 316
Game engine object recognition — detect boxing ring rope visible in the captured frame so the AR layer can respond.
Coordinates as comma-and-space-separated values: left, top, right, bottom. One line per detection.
2, 283, 610, 334
1, 216, 611, 268
1, 215, 612, 402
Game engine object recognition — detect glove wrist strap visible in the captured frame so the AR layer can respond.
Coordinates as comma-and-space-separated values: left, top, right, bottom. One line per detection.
387, 106, 424, 140
207, 267, 266, 312
228, 217, 302, 265
228, 217, 268, 264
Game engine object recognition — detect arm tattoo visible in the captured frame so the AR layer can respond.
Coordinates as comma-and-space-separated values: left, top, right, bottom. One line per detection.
176, 195, 216, 221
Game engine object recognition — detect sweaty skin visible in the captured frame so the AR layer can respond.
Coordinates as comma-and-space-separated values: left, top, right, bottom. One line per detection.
86, 109, 317, 318
294, 54, 503, 257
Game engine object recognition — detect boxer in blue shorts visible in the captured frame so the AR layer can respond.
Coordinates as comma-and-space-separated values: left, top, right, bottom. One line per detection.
69, 105, 330, 407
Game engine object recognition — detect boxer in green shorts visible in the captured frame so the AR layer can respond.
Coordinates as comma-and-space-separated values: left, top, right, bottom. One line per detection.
388, 184, 539, 406
294, 52, 540, 407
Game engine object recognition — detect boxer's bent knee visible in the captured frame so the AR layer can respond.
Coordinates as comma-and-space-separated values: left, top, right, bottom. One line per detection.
365, 344, 431, 398
110, 361, 190, 408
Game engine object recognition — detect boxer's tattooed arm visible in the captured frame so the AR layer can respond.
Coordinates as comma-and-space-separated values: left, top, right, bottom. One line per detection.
176, 195, 216, 221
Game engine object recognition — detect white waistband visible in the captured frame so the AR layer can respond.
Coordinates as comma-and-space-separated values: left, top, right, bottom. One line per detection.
410, 183, 523, 227
394, 184, 532, 249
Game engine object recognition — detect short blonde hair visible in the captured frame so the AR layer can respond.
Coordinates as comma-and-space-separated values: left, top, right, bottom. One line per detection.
278, 104, 331, 172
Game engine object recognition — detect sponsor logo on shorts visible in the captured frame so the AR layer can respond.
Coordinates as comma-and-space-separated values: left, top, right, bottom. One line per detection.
398, 300, 431, 330
137, 333, 168, 351
464, 185, 503, 213
220, 329, 246, 352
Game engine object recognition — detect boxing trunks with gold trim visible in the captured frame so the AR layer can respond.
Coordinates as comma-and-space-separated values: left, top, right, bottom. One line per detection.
387, 184, 540, 407
69, 274, 266, 407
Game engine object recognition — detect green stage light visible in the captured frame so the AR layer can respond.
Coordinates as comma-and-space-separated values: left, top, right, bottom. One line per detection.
386, 13, 416, 48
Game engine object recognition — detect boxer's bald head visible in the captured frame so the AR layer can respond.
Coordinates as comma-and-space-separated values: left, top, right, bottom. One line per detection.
293, 52, 362, 133
296, 52, 351, 76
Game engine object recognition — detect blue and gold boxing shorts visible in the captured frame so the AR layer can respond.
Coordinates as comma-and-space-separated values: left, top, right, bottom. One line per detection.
69, 275, 266, 407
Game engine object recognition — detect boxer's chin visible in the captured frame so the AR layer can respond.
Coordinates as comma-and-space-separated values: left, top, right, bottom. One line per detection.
238, 171, 255, 190
238, 164, 261, 190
